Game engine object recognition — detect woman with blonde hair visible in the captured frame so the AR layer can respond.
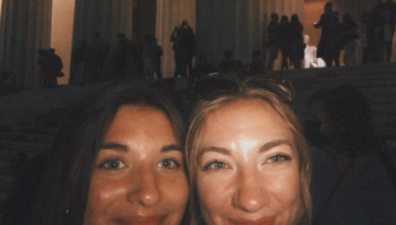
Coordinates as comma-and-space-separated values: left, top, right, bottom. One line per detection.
186, 76, 311, 225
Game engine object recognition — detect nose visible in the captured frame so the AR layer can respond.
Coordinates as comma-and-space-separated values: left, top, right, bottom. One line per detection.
232, 168, 268, 212
127, 167, 161, 207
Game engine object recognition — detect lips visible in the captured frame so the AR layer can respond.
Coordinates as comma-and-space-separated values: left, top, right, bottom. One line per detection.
229, 217, 276, 225
114, 215, 165, 225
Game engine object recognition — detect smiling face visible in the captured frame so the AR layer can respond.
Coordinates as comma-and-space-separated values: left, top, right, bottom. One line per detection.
83, 106, 188, 225
196, 99, 302, 225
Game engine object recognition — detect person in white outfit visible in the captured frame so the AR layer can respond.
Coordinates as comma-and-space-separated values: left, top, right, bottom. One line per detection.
304, 35, 326, 68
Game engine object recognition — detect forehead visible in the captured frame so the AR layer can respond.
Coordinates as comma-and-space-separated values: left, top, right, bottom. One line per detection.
105, 105, 175, 139
202, 98, 292, 140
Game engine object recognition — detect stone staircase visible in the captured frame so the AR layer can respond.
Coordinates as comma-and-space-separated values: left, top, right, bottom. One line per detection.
0, 126, 57, 217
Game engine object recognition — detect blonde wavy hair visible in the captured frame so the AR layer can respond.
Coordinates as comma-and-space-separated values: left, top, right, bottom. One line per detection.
185, 88, 312, 225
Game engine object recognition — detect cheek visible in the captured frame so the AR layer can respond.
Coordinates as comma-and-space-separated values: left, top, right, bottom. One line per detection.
196, 173, 234, 216
264, 168, 302, 214
160, 172, 190, 211
85, 175, 126, 215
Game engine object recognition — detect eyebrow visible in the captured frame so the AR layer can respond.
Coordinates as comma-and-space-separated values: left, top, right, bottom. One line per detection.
198, 139, 292, 159
100, 142, 128, 152
259, 139, 292, 153
197, 146, 231, 160
161, 144, 183, 152
99, 143, 182, 153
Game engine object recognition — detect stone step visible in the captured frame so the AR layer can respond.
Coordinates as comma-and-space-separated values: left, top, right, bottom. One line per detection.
0, 133, 56, 145
0, 175, 12, 193
0, 162, 11, 176
0, 141, 50, 154
0, 126, 58, 135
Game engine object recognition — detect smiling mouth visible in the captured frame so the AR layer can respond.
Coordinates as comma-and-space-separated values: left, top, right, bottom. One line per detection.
229, 217, 276, 225
114, 215, 165, 225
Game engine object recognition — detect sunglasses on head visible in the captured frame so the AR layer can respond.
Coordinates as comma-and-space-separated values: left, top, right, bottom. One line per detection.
191, 73, 295, 103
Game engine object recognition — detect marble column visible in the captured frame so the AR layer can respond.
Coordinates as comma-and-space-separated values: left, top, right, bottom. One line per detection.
196, 0, 266, 68
196, 0, 304, 69
0, 0, 52, 88
156, 0, 196, 78
72, 0, 133, 53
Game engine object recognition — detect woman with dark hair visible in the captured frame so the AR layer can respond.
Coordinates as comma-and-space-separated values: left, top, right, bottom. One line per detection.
307, 84, 396, 224
289, 14, 304, 69
30, 84, 189, 225
279, 15, 291, 70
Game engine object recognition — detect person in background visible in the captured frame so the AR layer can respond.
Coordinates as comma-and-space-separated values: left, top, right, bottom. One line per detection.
86, 32, 108, 81
243, 50, 264, 79
306, 85, 396, 224
46, 48, 62, 88
111, 34, 131, 81
289, 14, 304, 69
304, 35, 327, 68
152, 38, 163, 79
340, 14, 359, 65
267, 13, 281, 71
191, 54, 213, 80
279, 15, 291, 70
142, 34, 155, 80
314, 2, 339, 67
70, 40, 88, 86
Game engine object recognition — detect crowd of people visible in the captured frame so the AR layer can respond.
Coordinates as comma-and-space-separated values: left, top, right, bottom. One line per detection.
36, 0, 396, 87
69, 32, 164, 86
313, 1, 396, 67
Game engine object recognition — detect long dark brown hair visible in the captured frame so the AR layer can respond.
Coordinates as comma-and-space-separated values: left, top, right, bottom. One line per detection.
31, 84, 185, 225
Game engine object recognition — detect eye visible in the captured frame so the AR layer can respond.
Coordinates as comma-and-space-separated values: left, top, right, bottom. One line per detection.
99, 159, 125, 170
158, 159, 180, 169
203, 160, 229, 171
267, 154, 292, 163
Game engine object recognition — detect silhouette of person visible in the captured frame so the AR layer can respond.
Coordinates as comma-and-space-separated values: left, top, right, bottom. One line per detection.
279, 15, 291, 70
86, 32, 108, 81
314, 2, 339, 67
152, 38, 163, 79
267, 13, 280, 71
340, 14, 359, 65
171, 20, 196, 78
191, 54, 213, 80
243, 50, 264, 79
142, 34, 155, 80
112, 33, 131, 80
218, 50, 243, 74
358, 11, 369, 64
383, 0, 396, 62
289, 14, 304, 69
71, 40, 88, 86
334, 11, 343, 66
46, 48, 62, 88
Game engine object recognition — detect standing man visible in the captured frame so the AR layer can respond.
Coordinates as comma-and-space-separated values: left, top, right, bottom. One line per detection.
46, 48, 63, 88
314, 2, 339, 67
171, 20, 196, 78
